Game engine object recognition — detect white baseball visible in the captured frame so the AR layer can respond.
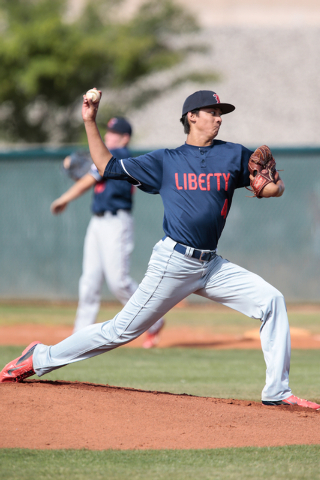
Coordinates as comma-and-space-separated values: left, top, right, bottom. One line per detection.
86, 89, 101, 103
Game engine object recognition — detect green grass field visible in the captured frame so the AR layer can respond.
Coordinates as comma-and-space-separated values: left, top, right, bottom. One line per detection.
1, 303, 320, 480
1, 446, 320, 480
1, 347, 319, 401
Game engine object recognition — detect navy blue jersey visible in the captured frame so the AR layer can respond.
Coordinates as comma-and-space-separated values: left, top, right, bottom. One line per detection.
103, 140, 253, 250
90, 147, 134, 214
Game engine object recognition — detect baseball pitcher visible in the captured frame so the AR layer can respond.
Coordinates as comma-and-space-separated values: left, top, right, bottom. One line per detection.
1, 89, 319, 411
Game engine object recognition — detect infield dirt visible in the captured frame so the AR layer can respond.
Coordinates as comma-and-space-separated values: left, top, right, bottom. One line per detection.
1, 323, 320, 349
1, 322, 320, 450
1, 380, 320, 450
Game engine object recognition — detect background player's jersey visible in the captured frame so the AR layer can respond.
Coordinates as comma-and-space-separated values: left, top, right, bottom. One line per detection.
103, 140, 253, 250
90, 147, 134, 215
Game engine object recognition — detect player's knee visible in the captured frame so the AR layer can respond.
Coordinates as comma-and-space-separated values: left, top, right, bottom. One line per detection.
263, 284, 286, 312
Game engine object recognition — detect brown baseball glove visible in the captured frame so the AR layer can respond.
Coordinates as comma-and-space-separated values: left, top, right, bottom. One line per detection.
247, 145, 277, 198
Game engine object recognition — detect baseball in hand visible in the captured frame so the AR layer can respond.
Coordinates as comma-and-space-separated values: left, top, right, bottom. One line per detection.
86, 89, 101, 103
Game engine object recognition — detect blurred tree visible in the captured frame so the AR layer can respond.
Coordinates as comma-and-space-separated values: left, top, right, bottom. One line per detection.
0, 0, 205, 143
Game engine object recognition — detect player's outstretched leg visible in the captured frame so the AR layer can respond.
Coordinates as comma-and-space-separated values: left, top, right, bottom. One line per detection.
12, 239, 196, 378
0, 341, 41, 382
198, 256, 320, 411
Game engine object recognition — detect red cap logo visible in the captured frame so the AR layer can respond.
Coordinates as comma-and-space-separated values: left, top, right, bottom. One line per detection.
107, 118, 117, 128
213, 93, 220, 103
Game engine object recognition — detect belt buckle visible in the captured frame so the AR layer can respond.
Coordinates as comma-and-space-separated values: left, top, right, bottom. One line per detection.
199, 251, 206, 262
199, 250, 215, 262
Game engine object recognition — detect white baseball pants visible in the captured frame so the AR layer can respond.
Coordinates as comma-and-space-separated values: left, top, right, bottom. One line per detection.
73, 210, 164, 335
34, 236, 292, 401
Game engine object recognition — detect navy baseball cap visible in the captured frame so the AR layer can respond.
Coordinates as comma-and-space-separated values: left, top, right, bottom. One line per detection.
107, 117, 132, 135
181, 90, 235, 119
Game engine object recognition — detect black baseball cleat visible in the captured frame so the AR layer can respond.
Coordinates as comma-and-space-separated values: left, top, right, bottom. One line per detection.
262, 395, 320, 410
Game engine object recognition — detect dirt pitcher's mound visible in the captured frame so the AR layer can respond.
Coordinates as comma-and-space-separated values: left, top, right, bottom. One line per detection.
1, 380, 319, 450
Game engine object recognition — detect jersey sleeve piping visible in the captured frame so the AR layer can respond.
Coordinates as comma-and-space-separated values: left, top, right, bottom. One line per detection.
120, 159, 142, 187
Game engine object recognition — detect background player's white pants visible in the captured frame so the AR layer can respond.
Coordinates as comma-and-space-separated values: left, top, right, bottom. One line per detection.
34, 236, 291, 402
73, 210, 164, 335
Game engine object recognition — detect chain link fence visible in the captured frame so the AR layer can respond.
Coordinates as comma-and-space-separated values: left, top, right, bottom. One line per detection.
0, 147, 319, 302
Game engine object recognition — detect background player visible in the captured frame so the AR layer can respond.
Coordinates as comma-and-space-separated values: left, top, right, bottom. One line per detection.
2, 89, 319, 411
50, 116, 165, 346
